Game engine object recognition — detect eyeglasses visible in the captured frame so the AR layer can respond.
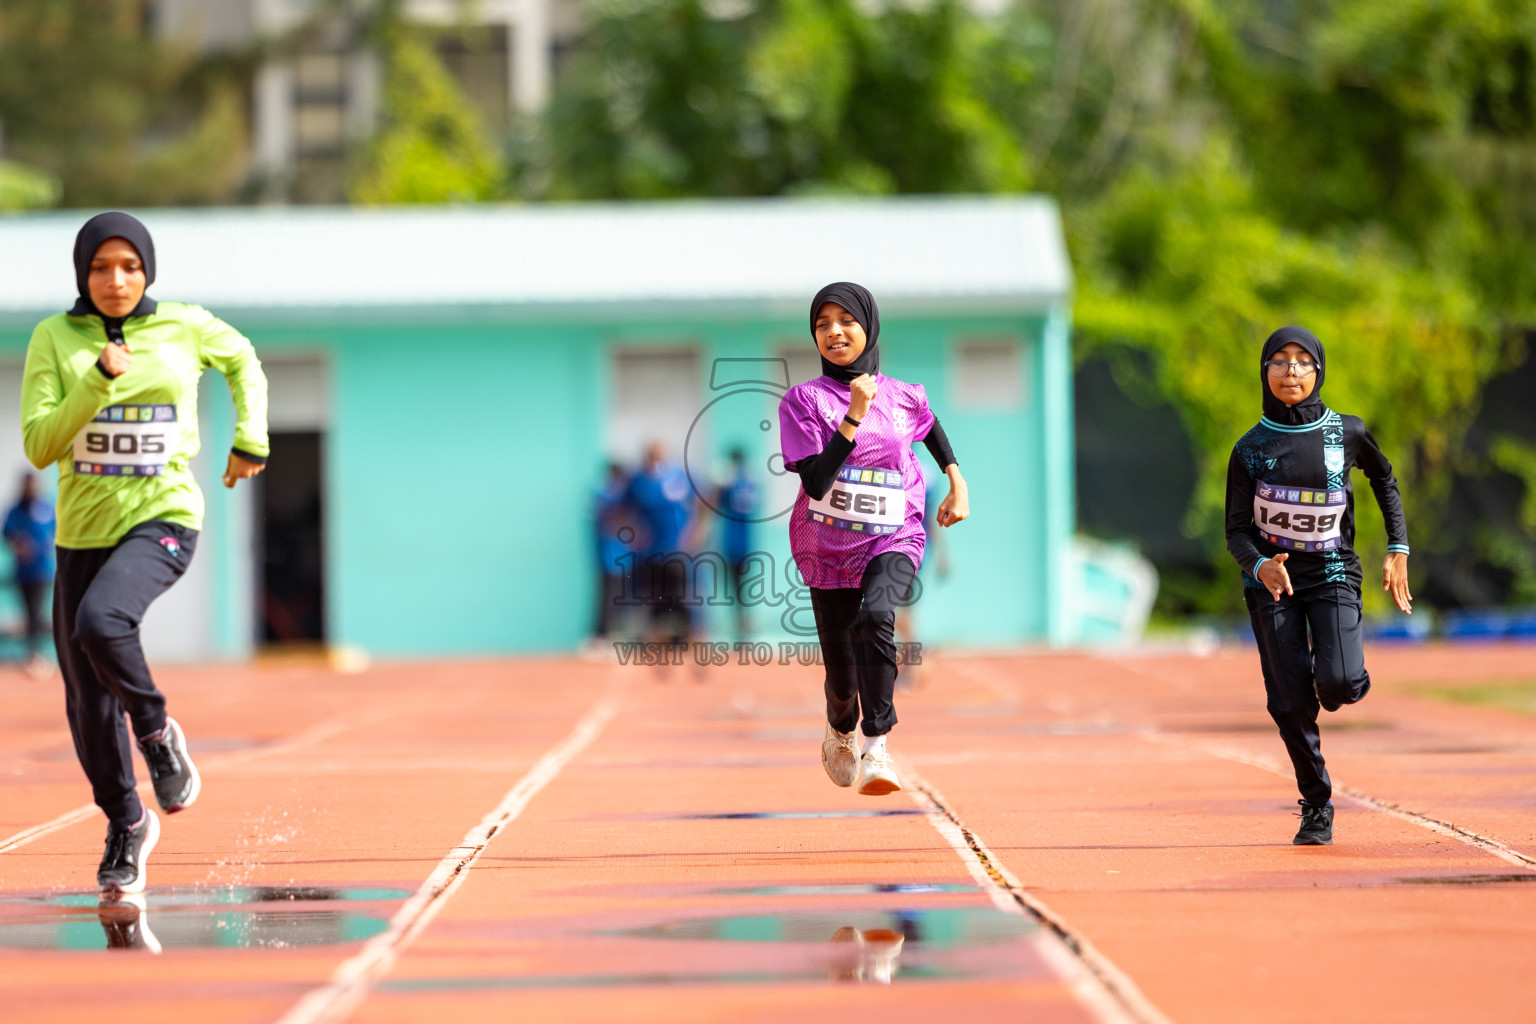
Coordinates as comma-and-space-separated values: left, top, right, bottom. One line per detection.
1265, 358, 1318, 378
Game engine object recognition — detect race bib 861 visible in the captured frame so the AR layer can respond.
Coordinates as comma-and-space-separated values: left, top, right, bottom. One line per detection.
807, 464, 906, 535
73, 404, 176, 477
1254, 479, 1345, 552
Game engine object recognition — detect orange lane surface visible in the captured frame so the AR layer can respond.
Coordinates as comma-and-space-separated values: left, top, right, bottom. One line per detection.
2, 643, 1535, 1022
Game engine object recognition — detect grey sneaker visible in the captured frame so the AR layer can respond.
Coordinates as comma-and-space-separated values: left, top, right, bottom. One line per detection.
822, 722, 860, 787
139, 717, 200, 813
98, 810, 159, 895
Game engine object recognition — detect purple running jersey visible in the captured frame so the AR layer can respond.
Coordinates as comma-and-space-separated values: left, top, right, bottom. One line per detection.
778, 374, 936, 589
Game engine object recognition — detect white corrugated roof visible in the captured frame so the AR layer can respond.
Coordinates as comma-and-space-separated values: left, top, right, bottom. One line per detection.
0, 196, 1071, 316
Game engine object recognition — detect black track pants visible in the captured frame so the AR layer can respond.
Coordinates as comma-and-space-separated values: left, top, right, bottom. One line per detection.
1245, 582, 1371, 806
19, 580, 48, 654
810, 551, 917, 738
55, 521, 198, 827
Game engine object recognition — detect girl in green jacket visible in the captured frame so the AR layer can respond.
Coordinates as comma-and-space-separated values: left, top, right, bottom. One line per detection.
22, 212, 269, 897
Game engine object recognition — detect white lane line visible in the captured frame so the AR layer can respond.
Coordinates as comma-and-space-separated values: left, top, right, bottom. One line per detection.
0, 712, 391, 856
1150, 734, 1536, 871
275, 687, 623, 1024
0, 805, 98, 855
906, 768, 1174, 1024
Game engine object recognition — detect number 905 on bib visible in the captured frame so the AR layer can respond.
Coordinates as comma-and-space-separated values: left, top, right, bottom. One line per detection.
73, 404, 177, 478
1253, 479, 1345, 552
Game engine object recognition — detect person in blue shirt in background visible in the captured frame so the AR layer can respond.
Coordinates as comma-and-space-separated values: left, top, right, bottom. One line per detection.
591, 461, 634, 646
716, 447, 760, 640
4, 473, 56, 675
625, 442, 700, 659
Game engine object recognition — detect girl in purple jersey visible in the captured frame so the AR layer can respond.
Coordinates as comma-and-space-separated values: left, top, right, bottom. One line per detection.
779, 282, 970, 795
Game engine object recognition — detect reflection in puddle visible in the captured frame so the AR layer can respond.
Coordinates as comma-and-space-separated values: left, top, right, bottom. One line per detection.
617, 907, 1032, 948
97, 896, 161, 954
0, 885, 403, 952
1396, 873, 1536, 885
673, 810, 924, 821
381, 908, 1038, 991
828, 926, 904, 984
717, 883, 975, 896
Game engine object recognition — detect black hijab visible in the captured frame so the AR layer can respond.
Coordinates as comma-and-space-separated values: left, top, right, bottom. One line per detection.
1260, 325, 1327, 426
67, 212, 157, 339
810, 282, 880, 385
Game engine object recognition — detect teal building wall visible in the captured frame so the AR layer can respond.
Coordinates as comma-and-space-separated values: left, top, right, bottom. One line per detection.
0, 297, 1073, 657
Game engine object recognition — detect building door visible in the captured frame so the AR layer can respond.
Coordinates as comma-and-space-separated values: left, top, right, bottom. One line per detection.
256, 355, 329, 645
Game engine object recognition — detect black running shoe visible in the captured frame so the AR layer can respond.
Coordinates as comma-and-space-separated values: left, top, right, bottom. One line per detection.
1293, 801, 1334, 845
98, 810, 160, 895
98, 894, 162, 954
138, 717, 200, 813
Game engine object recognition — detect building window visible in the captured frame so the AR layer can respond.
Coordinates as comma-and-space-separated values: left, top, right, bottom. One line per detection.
952, 338, 1025, 411
435, 25, 511, 132
772, 344, 821, 388
607, 347, 703, 467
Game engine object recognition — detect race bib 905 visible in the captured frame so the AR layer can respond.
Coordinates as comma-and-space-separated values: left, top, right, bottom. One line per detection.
807, 464, 906, 535
1254, 479, 1345, 552
73, 404, 176, 477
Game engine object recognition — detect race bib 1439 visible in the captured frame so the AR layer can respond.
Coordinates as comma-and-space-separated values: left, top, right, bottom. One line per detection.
1254, 479, 1345, 552
73, 404, 177, 477
807, 464, 906, 535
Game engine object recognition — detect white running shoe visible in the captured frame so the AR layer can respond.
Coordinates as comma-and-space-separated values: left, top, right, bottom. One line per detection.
857, 747, 902, 796
860, 928, 905, 984
821, 722, 860, 787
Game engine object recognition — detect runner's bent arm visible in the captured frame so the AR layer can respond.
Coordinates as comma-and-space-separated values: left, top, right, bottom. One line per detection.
790, 433, 856, 501
20, 323, 116, 470
920, 418, 957, 470
1225, 447, 1266, 576
1353, 421, 1409, 553
197, 309, 270, 464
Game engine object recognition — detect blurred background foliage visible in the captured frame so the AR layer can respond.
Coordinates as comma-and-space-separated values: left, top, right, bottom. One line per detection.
2, 0, 1533, 615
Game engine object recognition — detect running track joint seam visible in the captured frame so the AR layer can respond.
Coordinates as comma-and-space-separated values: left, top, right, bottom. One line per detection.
274, 687, 624, 1024
907, 771, 1174, 1024
1153, 735, 1536, 872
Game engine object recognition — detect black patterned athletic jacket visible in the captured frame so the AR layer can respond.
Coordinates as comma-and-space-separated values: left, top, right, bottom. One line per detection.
1225, 408, 1409, 592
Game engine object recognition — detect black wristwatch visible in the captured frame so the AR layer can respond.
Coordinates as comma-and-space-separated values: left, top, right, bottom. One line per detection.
843, 413, 861, 428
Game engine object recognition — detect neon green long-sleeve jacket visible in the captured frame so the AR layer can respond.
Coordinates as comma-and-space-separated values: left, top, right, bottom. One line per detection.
21, 301, 269, 549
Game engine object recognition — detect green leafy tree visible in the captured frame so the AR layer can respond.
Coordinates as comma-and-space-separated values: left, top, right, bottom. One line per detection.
348, 25, 503, 204
542, 0, 1029, 199
0, 160, 60, 210
0, 0, 249, 206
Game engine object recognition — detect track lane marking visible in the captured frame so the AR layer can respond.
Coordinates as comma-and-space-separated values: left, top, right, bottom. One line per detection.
275, 685, 623, 1024
0, 710, 395, 855
1101, 654, 1536, 871
1149, 734, 1536, 870
906, 767, 1174, 1024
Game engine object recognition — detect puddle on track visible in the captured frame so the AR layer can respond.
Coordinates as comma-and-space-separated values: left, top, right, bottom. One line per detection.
714, 883, 977, 896
672, 809, 925, 821
380, 908, 1041, 991
0, 885, 407, 952
614, 908, 1033, 945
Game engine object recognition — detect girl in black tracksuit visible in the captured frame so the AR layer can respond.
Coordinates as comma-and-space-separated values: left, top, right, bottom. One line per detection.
1225, 326, 1412, 845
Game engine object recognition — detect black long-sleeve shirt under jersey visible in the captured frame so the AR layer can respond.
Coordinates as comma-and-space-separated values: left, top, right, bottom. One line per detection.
1225, 408, 1409, 592
792, 418, 957, 500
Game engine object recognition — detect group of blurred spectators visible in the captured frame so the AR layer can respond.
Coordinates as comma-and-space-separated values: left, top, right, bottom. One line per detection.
591, 441, 760, 650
